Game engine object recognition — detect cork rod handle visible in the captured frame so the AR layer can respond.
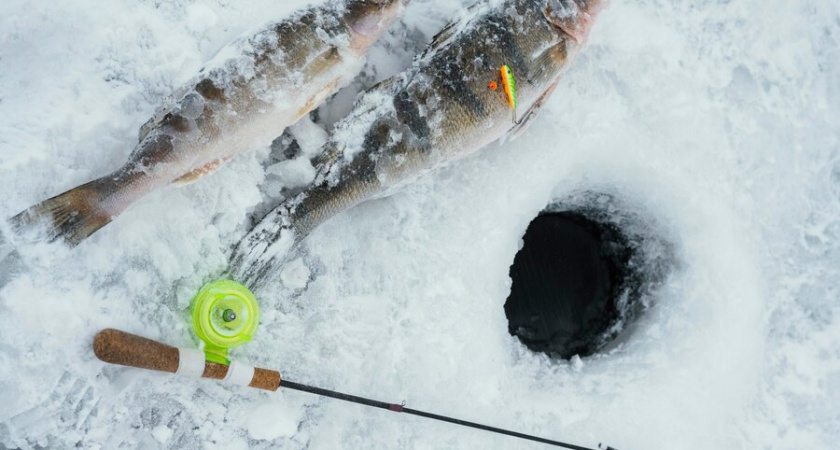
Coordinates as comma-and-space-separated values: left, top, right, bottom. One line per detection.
93, 328, 281, 391
94, 328, 180, 372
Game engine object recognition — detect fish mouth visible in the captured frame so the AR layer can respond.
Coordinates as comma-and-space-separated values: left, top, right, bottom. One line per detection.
543, 0, 607, 44
344, 0, 404, 50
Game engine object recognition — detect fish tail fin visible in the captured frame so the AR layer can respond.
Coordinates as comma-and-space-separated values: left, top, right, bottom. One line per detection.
10, 173, 131, 246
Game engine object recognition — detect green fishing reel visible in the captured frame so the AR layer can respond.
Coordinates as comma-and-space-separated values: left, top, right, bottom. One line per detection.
190, 280, 260, 365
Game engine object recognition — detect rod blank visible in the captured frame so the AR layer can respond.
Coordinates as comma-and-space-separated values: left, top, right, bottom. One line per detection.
278, 380, 607, 450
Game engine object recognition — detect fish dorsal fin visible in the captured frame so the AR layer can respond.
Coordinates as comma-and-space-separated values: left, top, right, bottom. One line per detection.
301, 47, 342, 82
366, 76, 403, 95
137, 85, 192, 142
420, 20, 460, 60
138, 118, 156, 142
418, 2, 486, 62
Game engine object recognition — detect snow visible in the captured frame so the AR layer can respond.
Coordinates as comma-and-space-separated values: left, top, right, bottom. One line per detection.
266, 158, 318, 191
152, 424, 174, 443
186, 4, 219, 34
1, 0, 839, 449
280, 258, 312, 291
289, 116, 330, 158
246, 398, 302, 440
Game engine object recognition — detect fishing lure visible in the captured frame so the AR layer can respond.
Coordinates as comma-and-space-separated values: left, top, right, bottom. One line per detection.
501, 64, 517, 113
489, 65, 518, 123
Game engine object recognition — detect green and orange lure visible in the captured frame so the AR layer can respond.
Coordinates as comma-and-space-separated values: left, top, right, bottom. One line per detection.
489, 65, 519, 123
501, 65, 517, 112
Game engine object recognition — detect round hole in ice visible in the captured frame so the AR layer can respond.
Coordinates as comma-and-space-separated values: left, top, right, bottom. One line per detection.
504, 192, 671, 359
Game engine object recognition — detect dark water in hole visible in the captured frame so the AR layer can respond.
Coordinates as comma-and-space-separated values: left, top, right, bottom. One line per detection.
504, 211, 635, 359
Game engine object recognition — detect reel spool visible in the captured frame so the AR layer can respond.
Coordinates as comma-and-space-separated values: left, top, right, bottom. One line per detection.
190, 280, 260, 364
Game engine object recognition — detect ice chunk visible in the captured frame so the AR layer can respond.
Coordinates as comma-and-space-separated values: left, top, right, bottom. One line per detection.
280, 257, 311, 290
246, 400, 301, 440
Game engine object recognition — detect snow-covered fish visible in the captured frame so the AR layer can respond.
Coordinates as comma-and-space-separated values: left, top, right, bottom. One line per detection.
10, 0, 406, 246
231, 0, 608, 290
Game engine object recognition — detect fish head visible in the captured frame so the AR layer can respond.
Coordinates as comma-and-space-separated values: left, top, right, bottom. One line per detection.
343, 0, 405, 54
495, 0, 607, 122
543, 0, 608, 44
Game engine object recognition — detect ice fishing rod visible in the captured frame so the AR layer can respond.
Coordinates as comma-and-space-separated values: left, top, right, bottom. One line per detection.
93, 280, 617, 450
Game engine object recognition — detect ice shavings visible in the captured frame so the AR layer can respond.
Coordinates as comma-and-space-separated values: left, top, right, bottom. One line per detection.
280, 257, 311, 290
246, 399, 302, 440
266, 158, 317, 191
289, 116, 330, 158
186, 3, 219, 34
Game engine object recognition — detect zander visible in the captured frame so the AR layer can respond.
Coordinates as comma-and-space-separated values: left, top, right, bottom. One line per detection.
10, 0, 405, 246
231, 0, 608, 290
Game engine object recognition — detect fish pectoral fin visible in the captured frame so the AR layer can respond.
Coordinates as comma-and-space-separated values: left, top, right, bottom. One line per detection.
366, 76, 403, 97
172, 157, 231, 186
506, 80, 560, 141
138, 118, 155, 142
297, 78, 340, 120
302, 47, 342, 82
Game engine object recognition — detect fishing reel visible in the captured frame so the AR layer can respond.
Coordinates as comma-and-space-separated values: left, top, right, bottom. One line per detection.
94, 279, 279, 391
190, 280, 260, 365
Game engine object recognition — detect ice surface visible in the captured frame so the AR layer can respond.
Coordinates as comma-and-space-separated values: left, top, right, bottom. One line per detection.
1, 0, 839, 449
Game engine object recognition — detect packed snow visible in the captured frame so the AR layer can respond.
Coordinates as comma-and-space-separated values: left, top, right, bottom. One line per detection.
1, 0, 838, 449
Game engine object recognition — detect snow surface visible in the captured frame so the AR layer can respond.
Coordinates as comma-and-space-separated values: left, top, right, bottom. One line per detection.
1, 0, 839, 449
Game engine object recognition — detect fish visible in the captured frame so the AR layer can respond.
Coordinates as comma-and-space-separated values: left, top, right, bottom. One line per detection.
229, 0, 608, 291
9, 0, 406, 246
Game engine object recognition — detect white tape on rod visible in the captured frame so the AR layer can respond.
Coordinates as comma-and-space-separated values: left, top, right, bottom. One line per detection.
223, 361, 255, 386
176, 348, 206, 378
